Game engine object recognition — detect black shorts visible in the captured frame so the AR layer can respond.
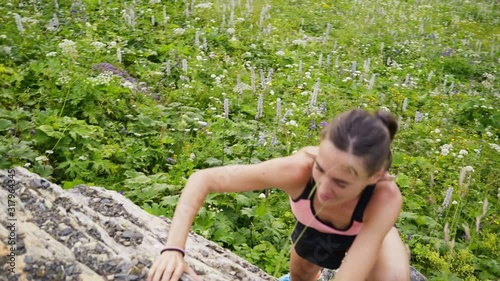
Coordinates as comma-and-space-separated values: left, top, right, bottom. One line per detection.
291, 222, 356, 269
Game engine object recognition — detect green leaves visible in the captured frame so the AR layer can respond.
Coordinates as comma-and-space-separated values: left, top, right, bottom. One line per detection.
0, 119, 12, 131
37, 124, 65, 139
400, 212, 439, 229
0, 0, 498, 279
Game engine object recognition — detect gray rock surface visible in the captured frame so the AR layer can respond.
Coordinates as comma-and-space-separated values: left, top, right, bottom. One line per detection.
0, 167, 427, 281
0, 167, 274, 281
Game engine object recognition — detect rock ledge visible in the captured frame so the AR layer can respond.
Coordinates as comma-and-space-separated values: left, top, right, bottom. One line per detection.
0, 167, 273, 281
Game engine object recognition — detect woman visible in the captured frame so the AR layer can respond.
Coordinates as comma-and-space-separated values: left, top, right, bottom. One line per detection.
148, 109, 410, 281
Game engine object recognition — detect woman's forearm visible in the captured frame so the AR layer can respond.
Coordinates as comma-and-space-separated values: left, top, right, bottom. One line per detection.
165, 170, 210, 248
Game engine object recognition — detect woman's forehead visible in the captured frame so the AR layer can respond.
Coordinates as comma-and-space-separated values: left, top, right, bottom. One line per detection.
317, 141, 367, 178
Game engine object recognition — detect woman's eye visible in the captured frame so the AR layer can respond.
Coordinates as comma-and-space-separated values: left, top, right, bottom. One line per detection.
335, 181, 346, 188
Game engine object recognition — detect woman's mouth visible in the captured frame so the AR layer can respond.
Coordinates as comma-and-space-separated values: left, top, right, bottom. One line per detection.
318, 192, 331, 202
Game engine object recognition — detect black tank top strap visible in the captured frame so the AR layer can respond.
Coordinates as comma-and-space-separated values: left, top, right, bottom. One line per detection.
352, 184, 376, 222
291, 179, 316, 202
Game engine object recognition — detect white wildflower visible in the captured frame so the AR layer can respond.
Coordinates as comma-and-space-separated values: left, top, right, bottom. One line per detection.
69, 147, 76, 151
464, 166, 474, 172
45, 150, 54, 155
489, 143, 500, 153
441, 148, 450, 156
58, 39, 78, 56
91, 41, 106, 50
56, 75, 70, 85
286, 120, 298, 127
459, 149, 468, 155
486, 131, 493, 137
259, 193, 266, 199
434, 128, 440, 134
78, 155, 87, 161
173, 28, 185, 35
194, 2, 213, 9
122, 80, 135, 90
46, 52, 57, 57
87, 71, 114, 86
441, 144, 453, 150
292, 39, 307, 47
35, 156, 49, 162
24, 163, 31, 168
0, 35, 6, 39
275, 50, 285, 56
233, 82, 251, 94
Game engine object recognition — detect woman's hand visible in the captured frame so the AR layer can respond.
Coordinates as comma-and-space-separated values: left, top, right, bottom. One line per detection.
147, 251, 200, 281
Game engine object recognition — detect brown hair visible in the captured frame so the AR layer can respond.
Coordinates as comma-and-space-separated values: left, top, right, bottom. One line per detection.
320, 109, 398, 176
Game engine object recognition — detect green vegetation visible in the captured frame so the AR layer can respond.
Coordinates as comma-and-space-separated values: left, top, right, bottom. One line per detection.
1, 0, 498, 279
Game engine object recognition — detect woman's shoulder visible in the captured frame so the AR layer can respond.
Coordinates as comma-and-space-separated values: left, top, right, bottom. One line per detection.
364, 179, 403, 221
268, 146, 316, 196
289, 146, 317, 172
297, 146, 319, 158
372, 179, 402, 203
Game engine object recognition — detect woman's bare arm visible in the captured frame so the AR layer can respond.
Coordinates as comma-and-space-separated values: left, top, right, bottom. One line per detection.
165, 150, 314, 250
333, 181, 403, 281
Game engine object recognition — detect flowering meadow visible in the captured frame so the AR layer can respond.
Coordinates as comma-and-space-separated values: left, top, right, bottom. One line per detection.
1, 0, 499, 279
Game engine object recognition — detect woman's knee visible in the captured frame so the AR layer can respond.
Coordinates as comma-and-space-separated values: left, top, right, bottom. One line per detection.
368, 228, 410, 281
289, 247, 322, 281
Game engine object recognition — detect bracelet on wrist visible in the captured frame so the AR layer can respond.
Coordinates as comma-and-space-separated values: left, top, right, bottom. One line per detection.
160, 246, 185, 257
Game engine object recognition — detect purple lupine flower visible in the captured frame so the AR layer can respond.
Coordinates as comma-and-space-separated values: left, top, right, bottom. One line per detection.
93, 62, 118, 73
224, 98, 229, 119
271, 134, 277, 146
257, 131, 266, 145
119, 191, 124, 195
320, 102, 327, 113
441, 48, 453, 57
407, 234, 411, 241
30, 129, 36, 135
120, 127, 127, 134
167, 157, 176, 164
310, 119, 316, 130
93, 63, 137, 83
441, 187, 453, 208
9, 128, 14, 135
320, 121, 328, 127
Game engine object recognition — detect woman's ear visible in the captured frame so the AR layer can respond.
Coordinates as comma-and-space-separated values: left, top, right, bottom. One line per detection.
369, 169, 386, 184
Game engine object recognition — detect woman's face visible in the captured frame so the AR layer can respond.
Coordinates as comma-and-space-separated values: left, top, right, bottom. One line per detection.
312, 140, 382, 206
